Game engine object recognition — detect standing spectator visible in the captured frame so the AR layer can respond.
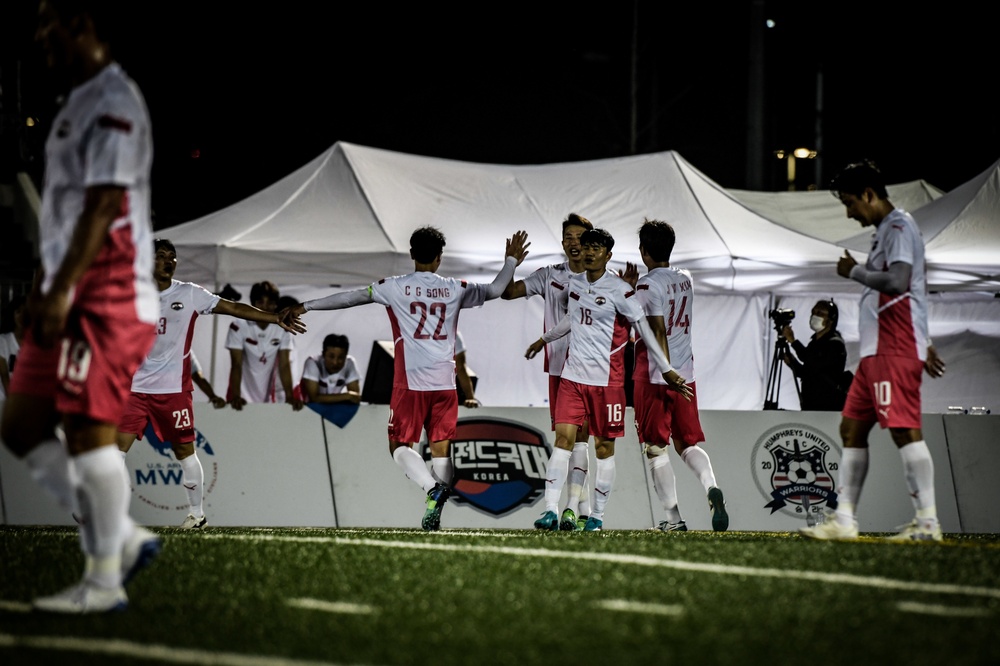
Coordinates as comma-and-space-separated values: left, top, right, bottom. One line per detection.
0, 295, 27, 399
502, 213, 594, 530
525, 228, 690, 532
286, 227, 529, 530
781, 299, 849, 411
1, 0, 160, 612
801, 160, 946, 542
117, 239, 303, 529
300, 333, 361, 404
631, 219, 728, 532
226, 281, 303, 411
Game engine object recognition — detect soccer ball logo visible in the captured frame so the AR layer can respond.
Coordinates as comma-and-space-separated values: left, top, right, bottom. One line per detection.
786, 459, 816, 485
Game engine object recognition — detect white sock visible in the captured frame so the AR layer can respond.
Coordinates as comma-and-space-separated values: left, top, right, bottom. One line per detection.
392, 446, 437, 493
119, 449, 132, 494
899, 440, 937, 520
74, 446, 128, 588
180, 453, 205, 518
543, 448, 572, 513
591, 455, 616, 521
835, 447, 869, 525
25, 438, 80, 517
648, 455, 682, 523
567, 442, 589, 515
431, 456, 454, 486
680, 445, 717, 492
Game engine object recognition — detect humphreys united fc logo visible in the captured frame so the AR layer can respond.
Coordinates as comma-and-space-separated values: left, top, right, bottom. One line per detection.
750, 423, 840, 522
421, 417, 551, 516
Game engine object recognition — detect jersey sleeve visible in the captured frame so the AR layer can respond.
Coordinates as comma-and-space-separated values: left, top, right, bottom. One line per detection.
882, 218, 916, 267
279, 329, 294, 351
84, 91, 147, 188
224, 319, 244, 350
189, 283, 221, 315
521, 265, 549, 298
344, 357, 361, 384
301, 357, 320, 382
618, 284, 645, 323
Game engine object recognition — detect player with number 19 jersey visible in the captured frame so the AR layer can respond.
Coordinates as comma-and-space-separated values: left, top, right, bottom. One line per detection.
370, 273, 491, 390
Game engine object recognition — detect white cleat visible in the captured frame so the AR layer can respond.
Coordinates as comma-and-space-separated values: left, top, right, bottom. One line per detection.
799, 511, 859, 541
179, 514, 208, 529
887, 519, 943, 542
33, 581, 127, 614
121, 525, 162, 585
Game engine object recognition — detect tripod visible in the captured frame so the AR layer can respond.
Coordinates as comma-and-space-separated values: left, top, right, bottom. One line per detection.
764, 334, 801, 410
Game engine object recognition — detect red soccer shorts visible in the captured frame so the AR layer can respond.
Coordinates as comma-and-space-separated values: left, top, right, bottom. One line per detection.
119, 391, 197, 444
843, 355, 924, 429
388, 387, 458, 444
553, 378, 626, 439
633, 380, 705, 446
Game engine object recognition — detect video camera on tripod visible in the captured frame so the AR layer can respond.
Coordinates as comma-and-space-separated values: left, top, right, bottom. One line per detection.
764, 308, 800, 410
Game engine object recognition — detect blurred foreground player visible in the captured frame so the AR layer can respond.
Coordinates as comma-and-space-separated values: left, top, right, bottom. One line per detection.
1, 0, 160, 612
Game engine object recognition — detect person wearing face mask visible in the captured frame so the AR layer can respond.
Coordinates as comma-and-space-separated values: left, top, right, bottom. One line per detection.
781, 300, 848, 411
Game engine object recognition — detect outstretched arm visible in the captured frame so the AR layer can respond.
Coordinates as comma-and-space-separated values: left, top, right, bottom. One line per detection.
213, 299, 306, 334
296, 287, 373, 314
484, 231, 530, 300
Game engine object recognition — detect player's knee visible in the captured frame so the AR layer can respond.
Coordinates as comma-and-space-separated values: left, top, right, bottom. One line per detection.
643, 443, 669, 459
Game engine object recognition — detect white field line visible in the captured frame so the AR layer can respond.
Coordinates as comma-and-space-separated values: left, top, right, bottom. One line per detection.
203, 533, 1000, 601
0, 600, 32, 613
287, 598, 376, 614
596, 599, 684, 616
0, 634, 364, 666
896, 601, 991, 618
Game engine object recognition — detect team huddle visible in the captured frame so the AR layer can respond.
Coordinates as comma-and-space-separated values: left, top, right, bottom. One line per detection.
3, 0, 945, 616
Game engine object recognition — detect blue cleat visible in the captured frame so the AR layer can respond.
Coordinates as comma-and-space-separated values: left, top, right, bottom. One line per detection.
583, 516, 603, 531
534, 510, 559, 531
422, 483, 451, 531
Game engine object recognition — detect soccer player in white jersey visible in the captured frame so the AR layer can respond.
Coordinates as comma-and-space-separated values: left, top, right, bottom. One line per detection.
801, 160, 947, 542
632, 219, 728, 532
286, 227, 530, 530
117, 239, 304, 529
300, 333, 361, 404
226, 281, 302, 411
525, 228, 692, 531
0, 0, 161, 613
503, 213, 594, 531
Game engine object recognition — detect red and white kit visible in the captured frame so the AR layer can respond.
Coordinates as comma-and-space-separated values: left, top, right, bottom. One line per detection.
12, 63, 157, 423
225, 320, 294, 403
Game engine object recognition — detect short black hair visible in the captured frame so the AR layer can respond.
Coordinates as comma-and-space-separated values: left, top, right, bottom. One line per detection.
638, 218, 675, 262
815, 299, 839, 329
250, 281, 279, 304
562, 213, 594, 233
322, 333, 349, 353
410, 226, 446, 263
830, 160, 889, 200
154, 238, 175, 255
580, 228, 615, 251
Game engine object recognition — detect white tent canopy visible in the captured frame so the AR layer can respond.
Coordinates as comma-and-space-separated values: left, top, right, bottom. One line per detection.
158, 144, 1000, 412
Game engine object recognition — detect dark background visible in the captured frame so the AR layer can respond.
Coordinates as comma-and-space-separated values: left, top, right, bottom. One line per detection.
2, 1, 997, 230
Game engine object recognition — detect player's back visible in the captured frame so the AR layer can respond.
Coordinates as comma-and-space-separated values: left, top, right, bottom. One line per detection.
635, 266, 696, 382
371, 272, 489, 391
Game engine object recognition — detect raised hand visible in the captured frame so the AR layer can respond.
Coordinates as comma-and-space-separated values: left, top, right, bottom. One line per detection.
837, 250, 858, 279
506, 230, 531, 266
619, 262, 639, 288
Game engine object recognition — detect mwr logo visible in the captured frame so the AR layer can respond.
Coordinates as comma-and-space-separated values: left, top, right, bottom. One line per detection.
130, 426, 218, 513
750, 423, 840, 522
422, 417, 551, 516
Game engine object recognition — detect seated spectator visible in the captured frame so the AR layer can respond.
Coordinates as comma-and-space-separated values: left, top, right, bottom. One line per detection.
301, 334, 361, 404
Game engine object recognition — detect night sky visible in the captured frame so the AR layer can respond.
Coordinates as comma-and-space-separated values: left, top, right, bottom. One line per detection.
4, 1, 996, 230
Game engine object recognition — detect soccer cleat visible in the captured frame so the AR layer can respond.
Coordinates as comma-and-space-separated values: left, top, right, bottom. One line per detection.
707, 487, 729, 532
421, 483, 451, 531
652, 520, 688, 532
799, 511, 859, 541
583, 516, 603, 532
179, 514, 208, 529
887, 519, 943, 542
576, 515, 588, 531
121, 525, 162, 586
33, 581, 128, 614
534, 510, 560, 531
559, 508, 578, 531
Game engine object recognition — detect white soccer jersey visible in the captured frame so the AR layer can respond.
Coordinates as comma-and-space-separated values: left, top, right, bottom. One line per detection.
225, 320, 294, 403
301, 355, 360, 395
858, 209, 929, 361
561, 270, 644, 387
521, 261, 579, 376
0, 331, 20, 400
370, 272, 490, 391
131, 280, 220, 394
634, 266, 696, 384
39, 63, 157, 324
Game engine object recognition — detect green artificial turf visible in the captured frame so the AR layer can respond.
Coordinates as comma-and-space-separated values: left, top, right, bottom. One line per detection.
1, 527, 998, 666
